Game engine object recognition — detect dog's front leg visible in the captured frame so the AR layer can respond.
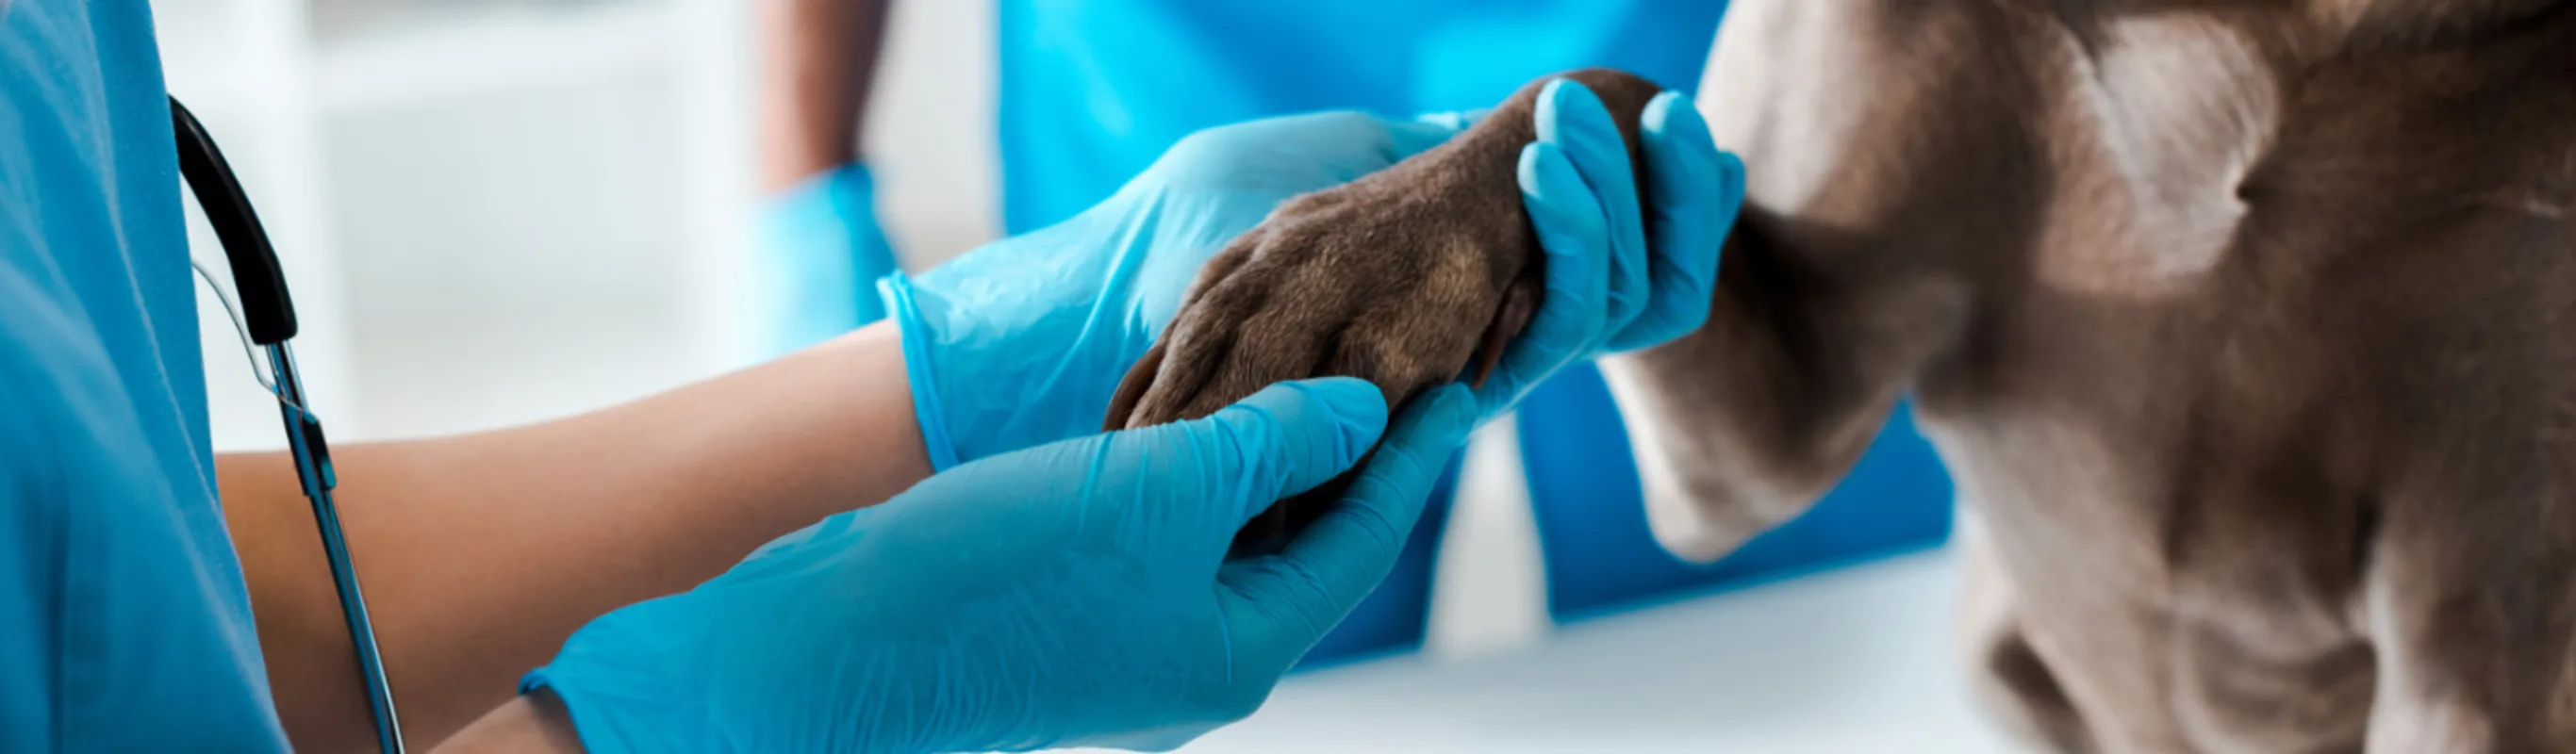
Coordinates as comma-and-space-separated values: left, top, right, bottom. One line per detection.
1600, 213, 1967, 560
2356, 502, 2576, 752
1597, 0, 1987, 562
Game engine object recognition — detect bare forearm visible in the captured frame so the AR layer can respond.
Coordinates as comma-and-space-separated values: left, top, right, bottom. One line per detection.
759, 0, 892, 191
223, 322, 929, 752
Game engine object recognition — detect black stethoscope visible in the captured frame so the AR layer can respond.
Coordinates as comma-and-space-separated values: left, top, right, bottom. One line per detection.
172, 96, 405, 754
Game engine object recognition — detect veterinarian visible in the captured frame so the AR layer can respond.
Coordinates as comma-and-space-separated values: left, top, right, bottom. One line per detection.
1, 3, 1740, 751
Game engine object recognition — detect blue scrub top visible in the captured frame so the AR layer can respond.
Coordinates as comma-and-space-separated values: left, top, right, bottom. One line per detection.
0, 1, 289, 749
996, 0, 1732, 234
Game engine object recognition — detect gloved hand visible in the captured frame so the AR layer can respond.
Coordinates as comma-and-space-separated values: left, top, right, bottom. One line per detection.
883, 110, 1470, 469
525, 379, 1480, 753
1466, 80, 1745, 418
751, 162, 901, 359
888, 85, 1742, 469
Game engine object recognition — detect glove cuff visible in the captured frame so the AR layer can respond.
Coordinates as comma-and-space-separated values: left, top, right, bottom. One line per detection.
765, 162, 889, 243
520, 665, 699, 754
878, 273, 964, 472
749, 162, 900, 360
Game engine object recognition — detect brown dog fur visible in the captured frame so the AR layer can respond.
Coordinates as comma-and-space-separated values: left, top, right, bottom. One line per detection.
1115, 0, 2576, 749
1610, 0, 2576, 750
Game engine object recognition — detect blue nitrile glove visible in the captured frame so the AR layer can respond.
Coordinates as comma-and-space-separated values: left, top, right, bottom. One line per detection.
883, 110, 1469, 469
750, 162, 900, 359
525, 379, 1481, 754
1469, 80, 1746, 418
885, 81, 1742, 470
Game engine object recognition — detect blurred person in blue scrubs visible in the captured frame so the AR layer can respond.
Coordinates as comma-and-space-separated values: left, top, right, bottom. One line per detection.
750, 1, 901, 357
2, 2, 1735, 751
766, 0, 1957, 660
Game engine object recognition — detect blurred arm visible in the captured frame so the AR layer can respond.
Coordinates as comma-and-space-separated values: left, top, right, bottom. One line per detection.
759, 0, 893, 192
218, 322, 931, 752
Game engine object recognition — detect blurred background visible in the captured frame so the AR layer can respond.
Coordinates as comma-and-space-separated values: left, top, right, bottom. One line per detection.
157, 0, 998, 449
154, 0, 2010, 750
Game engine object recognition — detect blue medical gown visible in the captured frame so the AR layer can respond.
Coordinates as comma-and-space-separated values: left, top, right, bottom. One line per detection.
999, 0, 1955, 658
999, 0, 1734, 235
0, 2, 289, 749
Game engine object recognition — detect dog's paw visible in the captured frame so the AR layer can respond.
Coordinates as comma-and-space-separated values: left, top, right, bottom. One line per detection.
1104, 151, 1544, 549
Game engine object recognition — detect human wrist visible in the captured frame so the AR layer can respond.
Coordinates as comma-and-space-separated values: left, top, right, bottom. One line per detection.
793, 321, 934, 506
875, 273, 963, 471
766, 161, 879, 215
878, 261, 1139, 470
652, 320, 932, 535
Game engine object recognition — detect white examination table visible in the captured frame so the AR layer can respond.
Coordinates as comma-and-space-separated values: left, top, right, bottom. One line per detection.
1160, 549, 2023, 753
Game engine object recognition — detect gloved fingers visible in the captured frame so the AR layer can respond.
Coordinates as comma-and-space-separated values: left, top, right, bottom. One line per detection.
1482, 140, 1613, 413
1607, 91, 1743, 352
1216, 385, 1478, 673
1535, 79, 1652, 338
1164, 377, 1389, 530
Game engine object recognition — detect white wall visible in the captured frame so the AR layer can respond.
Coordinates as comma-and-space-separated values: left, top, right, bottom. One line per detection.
157, 0, 999, 447
866, 0, 999, 269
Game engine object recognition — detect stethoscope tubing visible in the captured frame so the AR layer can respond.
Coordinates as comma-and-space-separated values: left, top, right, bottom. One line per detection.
173, 96, 405, 754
